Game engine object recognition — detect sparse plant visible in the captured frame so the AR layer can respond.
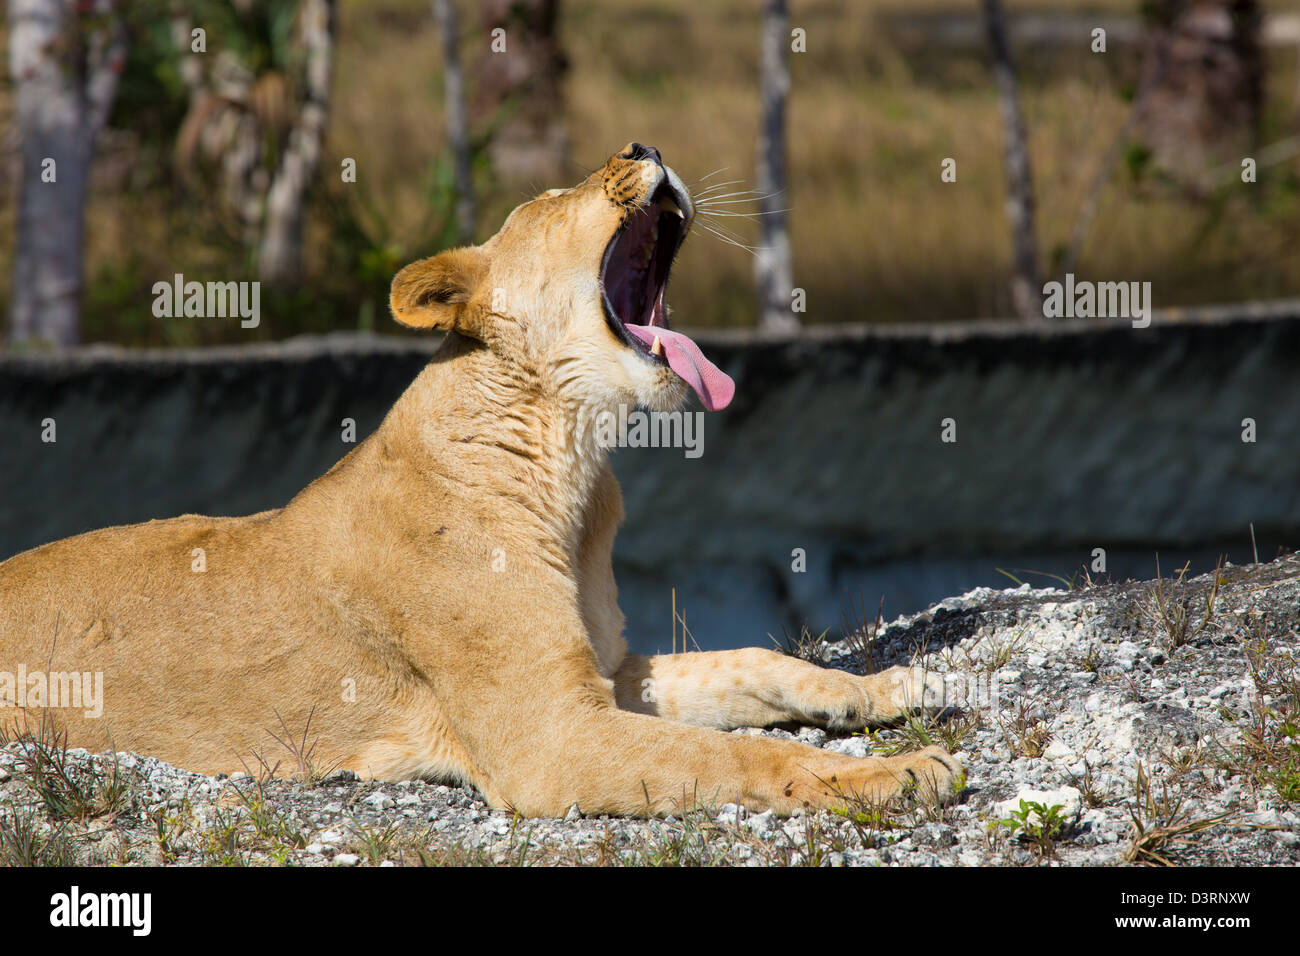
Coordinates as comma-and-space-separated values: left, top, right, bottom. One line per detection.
347, 818, 402, 865
261, 706, 342, 785
1122, 670, 1145, 704
1077, 644, 1102, 673
415, 839, 494, 867
874, 706, 977, 760
201, 806, 252, 867
771, 810, 845, 867
198, 778, 307, 866
624, 808, 717, 866
13, 733, 133, 824
773, 624, 836, 667
960, 626, 1030, 676
935, 711, 982, 753
997, 798, 1068, 859
772, 593, 888, 675
0, 800, 73, 866
1125, 761, 1234, 866
997, 696, 1051, 758
996, 567, 1077, 591
1141, 556, 1226, 651
150, 801, 191, 864
1159, 744, 1208, 781
1217, 619, 1300, 802
1066, 757, 1108, 808
237, 788, 307, 854
838, 593, 886, 675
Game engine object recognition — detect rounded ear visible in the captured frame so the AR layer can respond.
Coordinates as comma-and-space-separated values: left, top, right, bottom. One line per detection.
389, 247, 489, 332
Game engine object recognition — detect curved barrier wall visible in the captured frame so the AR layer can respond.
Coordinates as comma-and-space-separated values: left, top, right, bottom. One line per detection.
2, 305, 1297, 653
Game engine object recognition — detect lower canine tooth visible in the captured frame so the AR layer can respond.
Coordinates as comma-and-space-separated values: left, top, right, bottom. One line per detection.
650, 336, 663, 357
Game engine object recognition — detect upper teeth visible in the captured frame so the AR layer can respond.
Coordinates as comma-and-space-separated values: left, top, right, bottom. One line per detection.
650, 335, 663, 356
657, 194, 685, 219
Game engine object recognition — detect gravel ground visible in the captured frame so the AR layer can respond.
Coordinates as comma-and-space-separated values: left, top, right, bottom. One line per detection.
2, 552, 1297, 866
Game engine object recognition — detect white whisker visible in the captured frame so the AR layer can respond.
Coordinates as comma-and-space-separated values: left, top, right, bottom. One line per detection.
693, 220, 764, 256
694, 180, 749, 196
697, 208, 789, 219
689, 166, 731, 187
695, 190, 782, 204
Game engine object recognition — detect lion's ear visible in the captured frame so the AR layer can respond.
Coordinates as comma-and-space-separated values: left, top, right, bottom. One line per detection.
389, 247, 489, 332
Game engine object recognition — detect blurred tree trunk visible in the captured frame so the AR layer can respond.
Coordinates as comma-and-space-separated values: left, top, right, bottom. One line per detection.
982, 0, 1041, 321
435, 0, 475, 244
755, 0, 797, 334
1135, 0, 1262, 189
474, 0, 568, 185
8, 0, 126, 347
258, 0, 336, 284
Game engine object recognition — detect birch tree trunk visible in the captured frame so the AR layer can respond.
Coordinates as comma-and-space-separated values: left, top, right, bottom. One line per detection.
475, 0, 568, 185
1135, 0, 1262, 190
8, 0, 126, 347
982, 0, 1042, 322
435, 0, 476, 244
257, 0, 336, 285
755, 0, 798, 334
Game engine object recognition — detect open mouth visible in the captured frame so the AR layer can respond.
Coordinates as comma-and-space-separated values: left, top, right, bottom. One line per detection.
599, 181, 735, 411
600, 181, 686, 355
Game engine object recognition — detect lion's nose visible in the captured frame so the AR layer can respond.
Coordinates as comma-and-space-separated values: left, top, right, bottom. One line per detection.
618, 142, 662, 165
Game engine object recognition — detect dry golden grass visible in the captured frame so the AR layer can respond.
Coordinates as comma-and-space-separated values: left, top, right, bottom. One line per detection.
1, 0, 1299, 343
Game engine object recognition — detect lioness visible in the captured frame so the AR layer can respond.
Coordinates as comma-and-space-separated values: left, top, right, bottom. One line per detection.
0, 144, 960, 816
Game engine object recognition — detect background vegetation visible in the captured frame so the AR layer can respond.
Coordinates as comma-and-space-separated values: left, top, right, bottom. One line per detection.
2, 0, 1298, 347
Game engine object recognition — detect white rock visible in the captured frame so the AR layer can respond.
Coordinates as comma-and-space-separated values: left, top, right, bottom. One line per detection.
1043, 739, 1074, 761
715, 803, 744, 826
824, 736, 872, 758
1250, 809, 1284, 827
993, 786, 1083, 829
743, 810, 775, 838
332, 853, 360, 867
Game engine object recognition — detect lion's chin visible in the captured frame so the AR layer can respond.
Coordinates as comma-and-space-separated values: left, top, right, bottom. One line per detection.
617, 354, 689, 412
640, 375, 690, 413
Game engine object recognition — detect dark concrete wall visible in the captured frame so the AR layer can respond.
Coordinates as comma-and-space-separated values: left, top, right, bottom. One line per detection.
2, 305, 1298, 654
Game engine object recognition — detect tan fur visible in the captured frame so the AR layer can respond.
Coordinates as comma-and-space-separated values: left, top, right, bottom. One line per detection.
0, 145, 961, 816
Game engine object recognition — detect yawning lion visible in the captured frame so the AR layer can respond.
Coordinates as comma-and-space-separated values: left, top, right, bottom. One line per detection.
0, 144, 961, 816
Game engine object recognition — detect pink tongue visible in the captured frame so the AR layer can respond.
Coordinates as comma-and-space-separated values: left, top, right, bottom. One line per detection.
624, 325, 735, 411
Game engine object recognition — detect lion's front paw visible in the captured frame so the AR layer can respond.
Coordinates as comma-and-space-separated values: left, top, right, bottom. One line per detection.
861, 665, 949, 723
810, 745, 964, 808
875, 745, 964, 804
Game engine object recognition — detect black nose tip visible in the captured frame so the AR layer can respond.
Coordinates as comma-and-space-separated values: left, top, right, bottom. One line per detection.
623, 142, 661, 165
